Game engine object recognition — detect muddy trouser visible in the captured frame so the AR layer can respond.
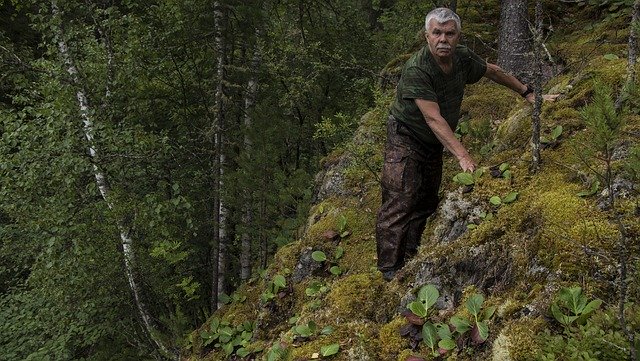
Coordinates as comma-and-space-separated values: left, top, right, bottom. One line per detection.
376, 115, 443, 272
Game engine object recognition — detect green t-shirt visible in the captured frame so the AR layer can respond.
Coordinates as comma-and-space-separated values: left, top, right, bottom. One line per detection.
390, 45, 487, 145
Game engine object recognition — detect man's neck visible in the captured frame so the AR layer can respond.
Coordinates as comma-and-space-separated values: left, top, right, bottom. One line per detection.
432, 52, 454, 74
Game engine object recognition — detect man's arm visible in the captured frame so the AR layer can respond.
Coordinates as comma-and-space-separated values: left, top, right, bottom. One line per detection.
415, 98, 476, 172
484, 63, 559, 103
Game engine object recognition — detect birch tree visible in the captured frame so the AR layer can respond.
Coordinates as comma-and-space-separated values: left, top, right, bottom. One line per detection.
49, 1, 175, 358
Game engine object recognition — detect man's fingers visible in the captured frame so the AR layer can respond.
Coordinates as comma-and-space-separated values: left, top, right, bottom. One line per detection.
543, 93, 560, 102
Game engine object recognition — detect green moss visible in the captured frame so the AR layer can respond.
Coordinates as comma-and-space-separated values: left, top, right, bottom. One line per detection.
499, 318, 546, 361
325, 273, 396, 323
379, 316, 409, 360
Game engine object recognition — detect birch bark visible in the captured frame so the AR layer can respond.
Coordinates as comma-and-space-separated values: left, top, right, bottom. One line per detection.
50, 1, 174, 358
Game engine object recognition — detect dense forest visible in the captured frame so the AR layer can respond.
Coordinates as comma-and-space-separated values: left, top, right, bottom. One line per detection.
0, 0, 638, 360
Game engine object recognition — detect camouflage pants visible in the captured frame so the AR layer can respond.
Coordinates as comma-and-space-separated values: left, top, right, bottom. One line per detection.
376, 115, 443, 272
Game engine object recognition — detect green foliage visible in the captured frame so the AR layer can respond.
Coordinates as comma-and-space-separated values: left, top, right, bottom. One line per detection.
580, 80, 624, 155
200, 317, 257, 358
550, 287, 602, 329
538, 303, 639, 361
312, 251, 328, 262
453, 168, 484, 187
320, 342, 340, 357
407, 284, 439, 319
261, 274, 287, 302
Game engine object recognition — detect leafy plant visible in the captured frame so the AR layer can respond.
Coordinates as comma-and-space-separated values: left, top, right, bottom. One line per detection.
261, 274, 287, 302
305, 281, 328, 297
336, 214, 350, 238
550, 287, 602, 329
489, 191, 518, 206
490, 162, 512, 179
320, 343, 340, 357
576, 180, 600, 197
541, 125, 563, 148
200, 317, 256, 358
465, 294, 496, 343
312, 251, 327, 262
453, 168, 484, 187
293, 320, 317, 338
407, 284, 439, 319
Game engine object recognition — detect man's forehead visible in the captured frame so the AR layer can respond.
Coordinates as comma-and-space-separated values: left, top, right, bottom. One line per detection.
428, 19, 458, 31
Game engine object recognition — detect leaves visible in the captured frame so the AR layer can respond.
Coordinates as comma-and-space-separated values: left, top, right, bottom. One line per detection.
465, 294, 484, 318
312, 251, 327, 262
421, 322, 439, 353
454, 172, 475, 186
320, 343, 340, 357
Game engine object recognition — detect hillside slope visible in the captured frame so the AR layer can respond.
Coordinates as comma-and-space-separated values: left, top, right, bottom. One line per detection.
182, 5, 639, 361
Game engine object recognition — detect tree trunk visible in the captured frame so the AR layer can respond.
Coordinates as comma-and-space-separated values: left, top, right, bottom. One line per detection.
497, 0, 532, 84
212, 0, 228, 311
615, 0, 640, 112
240, 29, 261, 282
530, 0, 543, 173
50, 1, 174, 358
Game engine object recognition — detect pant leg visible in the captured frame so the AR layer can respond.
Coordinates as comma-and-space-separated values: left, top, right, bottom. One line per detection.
376, 116, 443, 272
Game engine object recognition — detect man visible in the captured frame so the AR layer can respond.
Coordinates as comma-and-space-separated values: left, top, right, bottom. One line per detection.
376, 7, 554, 281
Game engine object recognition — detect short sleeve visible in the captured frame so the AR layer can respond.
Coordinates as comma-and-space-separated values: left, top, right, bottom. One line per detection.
399, 66, 438, 102
464, 49, 487, 84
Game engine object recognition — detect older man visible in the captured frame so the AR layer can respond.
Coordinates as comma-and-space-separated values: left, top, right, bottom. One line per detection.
376, 7, 548, 281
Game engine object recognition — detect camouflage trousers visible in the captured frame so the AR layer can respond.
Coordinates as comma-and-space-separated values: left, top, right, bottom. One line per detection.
376, 115, 443, 272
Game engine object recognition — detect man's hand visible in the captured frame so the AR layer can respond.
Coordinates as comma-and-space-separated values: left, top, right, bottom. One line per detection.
525, 92, 560, 104
458, 154, 477, 172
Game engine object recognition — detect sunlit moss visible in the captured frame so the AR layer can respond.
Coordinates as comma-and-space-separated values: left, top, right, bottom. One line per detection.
378, 316, 409, 360
500, 318, 546, 361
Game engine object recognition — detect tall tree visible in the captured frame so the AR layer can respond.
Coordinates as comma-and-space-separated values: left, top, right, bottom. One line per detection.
49, 1, 175, 357
497, 0, 532, 83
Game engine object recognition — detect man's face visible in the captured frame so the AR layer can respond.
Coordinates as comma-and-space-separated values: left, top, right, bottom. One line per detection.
425, 19, 460, 59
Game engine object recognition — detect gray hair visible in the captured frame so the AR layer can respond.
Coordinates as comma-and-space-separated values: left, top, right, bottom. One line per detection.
425, 8, 461, 32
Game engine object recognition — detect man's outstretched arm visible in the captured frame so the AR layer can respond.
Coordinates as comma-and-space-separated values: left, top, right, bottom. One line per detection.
415, 98, 476, 172
483, 63, 559, 103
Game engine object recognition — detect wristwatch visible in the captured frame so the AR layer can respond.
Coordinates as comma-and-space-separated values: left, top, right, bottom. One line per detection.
520, 85, 534, 98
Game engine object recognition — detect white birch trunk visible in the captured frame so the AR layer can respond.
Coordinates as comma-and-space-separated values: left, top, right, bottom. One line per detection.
51, 1, 174, 358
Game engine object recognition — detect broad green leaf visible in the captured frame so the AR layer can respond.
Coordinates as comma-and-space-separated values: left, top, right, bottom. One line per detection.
330, 266, 342, 276
334, 246, 344, 260
321, 326, 335, 335
408, 301, 427, 318
603, 53, 619, 60
551, 125, 563, 140
581, 299, 602, 315
418, 284, 439, 309
422, 322, 439, 350
465, 294, 484, 317
210, 317, 220, 332
273, 275, 286, 289
499, 162, 510, 172
320, 343, 340, 356
222, 342, 234, 356
450, 316, 472, 334
490, 196, 502, 205
477, 320, 489, 341
483, 306, 497, 320
455, 172, 475, 186
502, 169, 512, 180
337, 215, 347, 233
502, 191, 518, 204
439, 338, 456, 350
436, 323, 452, 340
218, 293, 231, 304
236, 347, 251, 357
312, 251, 327, 262
294, 324, 313, 337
